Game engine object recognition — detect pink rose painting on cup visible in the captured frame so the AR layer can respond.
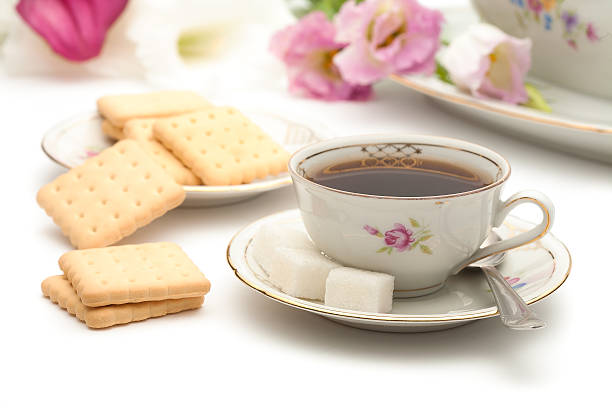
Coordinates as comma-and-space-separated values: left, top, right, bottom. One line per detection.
364, 218, 433, 255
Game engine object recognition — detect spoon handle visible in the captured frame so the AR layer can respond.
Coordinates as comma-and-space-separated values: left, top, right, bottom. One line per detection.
481, 266, 546, 330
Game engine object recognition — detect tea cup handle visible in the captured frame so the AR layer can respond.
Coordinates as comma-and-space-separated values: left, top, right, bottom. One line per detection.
457, 190, 555, 272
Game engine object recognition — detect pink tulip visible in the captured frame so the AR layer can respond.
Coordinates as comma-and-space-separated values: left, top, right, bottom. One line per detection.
333, 0, 443, 85
269, 11, 372, 101
16, 0, 128, 62
439, 23, 532, 104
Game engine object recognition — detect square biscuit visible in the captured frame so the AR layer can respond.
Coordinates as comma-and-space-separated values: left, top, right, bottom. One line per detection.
97, 91, 212, 127
154, 107, 290, 186
59, 242, 211, 307
123, 118, 202, 186
37, 139, 185, 249
42, 275, 204, 329
101, 119, 125, 140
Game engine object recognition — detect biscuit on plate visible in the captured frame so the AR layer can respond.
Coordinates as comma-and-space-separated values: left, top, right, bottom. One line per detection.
154, 107, 290, 186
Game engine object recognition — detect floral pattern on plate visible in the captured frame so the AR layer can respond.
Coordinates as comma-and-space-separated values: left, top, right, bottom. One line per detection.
78, 146, 104, 161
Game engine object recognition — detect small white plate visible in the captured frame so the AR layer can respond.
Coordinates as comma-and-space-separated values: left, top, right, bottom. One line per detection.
227, 209, 571, 333
391, 7, 612, 163
41, 110, 330, 207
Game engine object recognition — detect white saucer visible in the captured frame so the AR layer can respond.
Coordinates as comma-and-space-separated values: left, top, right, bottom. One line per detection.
227, 209, 571, 333
41, 110, 329, 207
390, 7, 612, 164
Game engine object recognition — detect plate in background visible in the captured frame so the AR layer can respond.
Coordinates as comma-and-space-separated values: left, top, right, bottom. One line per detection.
391, 7, 612, 163
41, 110, 331, 207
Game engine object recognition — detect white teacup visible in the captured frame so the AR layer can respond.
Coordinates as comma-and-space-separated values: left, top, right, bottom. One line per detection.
289, 135, 554, 297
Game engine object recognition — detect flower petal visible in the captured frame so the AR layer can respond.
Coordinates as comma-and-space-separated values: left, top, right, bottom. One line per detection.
440, 23, 531, 104
333, 0, 376, 44
334, 0, 442, 84
334, 39, 387, 85
270, 11, 338, 64
16, 0, 127, 61
270, 11, 373, 101
371, 9, 403, 50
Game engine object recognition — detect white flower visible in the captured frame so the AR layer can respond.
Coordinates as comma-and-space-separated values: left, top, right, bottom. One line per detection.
439, 23, 532, 104
1, 0, 294, 92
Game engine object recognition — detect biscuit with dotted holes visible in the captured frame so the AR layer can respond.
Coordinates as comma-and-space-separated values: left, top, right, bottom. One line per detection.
59, 242, 211, 307
36, 140, 186, 249
97, 91, 212, 127
42, 275, 205, 328
101, 119, 125, 140
154, 107, 290, 186
123, 118, 202, 185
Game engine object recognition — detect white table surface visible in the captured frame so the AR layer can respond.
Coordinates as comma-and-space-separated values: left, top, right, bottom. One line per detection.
3, 54, 611, 407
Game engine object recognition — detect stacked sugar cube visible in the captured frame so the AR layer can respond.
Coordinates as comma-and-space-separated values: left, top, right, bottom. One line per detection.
252, 224, 394, 313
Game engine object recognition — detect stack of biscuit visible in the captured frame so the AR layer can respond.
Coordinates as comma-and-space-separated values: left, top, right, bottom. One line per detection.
98, 90, 290, 186
37, 90, 291, 328
37, 90, 291, 249
42, 243, 211, 328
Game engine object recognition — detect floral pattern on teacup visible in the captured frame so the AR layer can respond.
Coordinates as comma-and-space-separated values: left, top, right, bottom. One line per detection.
510, 0, 600, 49
364, 218, 433, 255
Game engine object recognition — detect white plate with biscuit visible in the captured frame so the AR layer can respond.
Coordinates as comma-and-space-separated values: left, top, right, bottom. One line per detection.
42, 109, 329, 207
227, 210, 571, 333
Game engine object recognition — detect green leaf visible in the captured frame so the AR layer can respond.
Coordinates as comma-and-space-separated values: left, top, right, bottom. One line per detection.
419, 235, 433, 242
521, 83, 552, 113
435, 60, 454, 85
420, 244, 432, 255
387, 248, 393, 255
288, 0, 358, 19
375, 232, 383, 238
377, 247, 388, 253
409, 218, 420, 228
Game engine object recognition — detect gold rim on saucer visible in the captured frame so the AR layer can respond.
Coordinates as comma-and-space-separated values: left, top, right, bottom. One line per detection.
226, 210, 571, 324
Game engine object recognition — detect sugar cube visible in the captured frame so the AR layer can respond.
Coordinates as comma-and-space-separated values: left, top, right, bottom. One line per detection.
325, 267, 395, 313
251, 223, 315, 256
251, 224, 339, 300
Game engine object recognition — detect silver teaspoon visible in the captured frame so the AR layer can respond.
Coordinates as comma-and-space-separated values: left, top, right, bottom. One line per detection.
469, 234, 546, 330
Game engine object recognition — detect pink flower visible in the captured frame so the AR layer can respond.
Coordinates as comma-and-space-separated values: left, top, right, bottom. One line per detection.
363, 225, 379, 235
333, 0, 443, 85
439, 23, 532, 104
16, 0, 127, 62
269, 12, 372, 101
586, 23, 599, 42
383, 223, 415, 252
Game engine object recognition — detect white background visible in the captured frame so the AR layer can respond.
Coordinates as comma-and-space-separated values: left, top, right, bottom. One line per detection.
2, 3, 612, 407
